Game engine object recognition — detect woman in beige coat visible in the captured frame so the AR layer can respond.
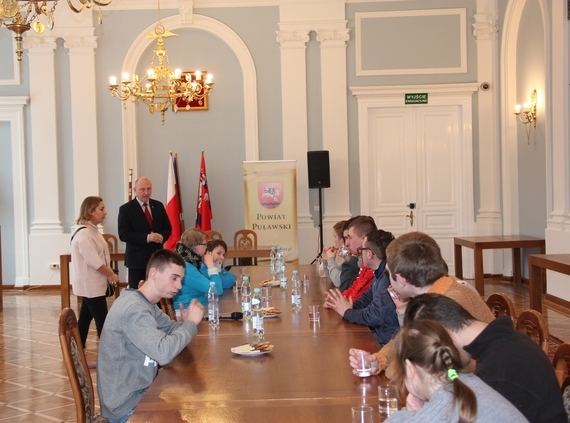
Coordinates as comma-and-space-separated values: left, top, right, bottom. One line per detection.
71, 196, 120, 368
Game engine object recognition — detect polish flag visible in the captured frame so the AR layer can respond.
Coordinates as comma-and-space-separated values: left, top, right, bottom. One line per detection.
164, 154, 181, 249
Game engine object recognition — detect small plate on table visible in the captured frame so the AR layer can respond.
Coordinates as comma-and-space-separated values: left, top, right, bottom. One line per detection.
231, 342, 274, 356
263, 307, 282, 318
260, 279, 280, 287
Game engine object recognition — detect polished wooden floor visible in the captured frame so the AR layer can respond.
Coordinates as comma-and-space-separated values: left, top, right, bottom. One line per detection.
1, 277, 570, 422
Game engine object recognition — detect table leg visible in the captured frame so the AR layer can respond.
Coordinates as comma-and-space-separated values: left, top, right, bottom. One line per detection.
474, 247, 484, 296
454, 242, 463, 280
60, 255, 71, 309
529, 262, 543, 313
512, 248, 521, 284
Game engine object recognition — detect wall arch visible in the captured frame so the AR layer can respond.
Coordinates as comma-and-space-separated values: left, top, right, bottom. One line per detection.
120, 14, 259, 197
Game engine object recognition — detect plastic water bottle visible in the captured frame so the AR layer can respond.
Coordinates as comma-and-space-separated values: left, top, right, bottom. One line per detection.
208, 282, 219, 329
252, 288, 264, 337
269, 247, 277, 280
291, 270, 301, 311
279, 261, 287, 291
275, 246, 284, 271
241, 275, 252, 320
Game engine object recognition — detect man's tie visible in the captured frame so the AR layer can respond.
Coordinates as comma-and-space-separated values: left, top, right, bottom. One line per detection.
143, 202, 153, 227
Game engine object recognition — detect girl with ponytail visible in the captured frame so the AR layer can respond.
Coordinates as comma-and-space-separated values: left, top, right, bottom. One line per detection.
386, 320, 528, 423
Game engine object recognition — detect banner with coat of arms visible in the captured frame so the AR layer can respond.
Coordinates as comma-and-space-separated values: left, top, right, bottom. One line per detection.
243, 160, 298, 262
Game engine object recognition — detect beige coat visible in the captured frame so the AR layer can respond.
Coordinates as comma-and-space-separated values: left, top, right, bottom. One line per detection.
71, 222, 110, 298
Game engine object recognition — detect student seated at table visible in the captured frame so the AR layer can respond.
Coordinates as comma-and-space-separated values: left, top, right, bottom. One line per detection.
404, 293, 567, 423
204, 239, 236, 289
97, 249, 204, 423
384, 320, 528, 423
348, 232, 494, 379
339, 216, 377, 299
324, 229, 398, 346
172, 228, 223, 308
320, 219, 347, 287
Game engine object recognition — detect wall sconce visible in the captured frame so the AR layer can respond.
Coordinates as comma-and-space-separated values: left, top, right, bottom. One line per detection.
514, 89, 537, 144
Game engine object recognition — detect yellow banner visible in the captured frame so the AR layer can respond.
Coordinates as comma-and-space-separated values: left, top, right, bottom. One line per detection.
243, 161, 298, 262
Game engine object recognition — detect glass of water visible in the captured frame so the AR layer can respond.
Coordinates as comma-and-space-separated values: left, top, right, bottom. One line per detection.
378, 384, 398, 416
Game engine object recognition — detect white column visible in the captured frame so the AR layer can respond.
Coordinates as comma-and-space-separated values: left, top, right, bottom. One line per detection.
473, 1, 502, 275
276, 28, 313, 262
316, 27, 351, 245
473, 4, 501, 226
64, 36, 100, 210
24, 36, 63, 234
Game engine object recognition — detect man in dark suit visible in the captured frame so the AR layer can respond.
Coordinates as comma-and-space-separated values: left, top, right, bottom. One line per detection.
118, 177, 172, 289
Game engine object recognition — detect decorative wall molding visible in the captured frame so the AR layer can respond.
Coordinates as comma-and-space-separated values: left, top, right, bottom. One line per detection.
276, 30, 310, 46
0, 96, 30, 286
63, 36, 98, 51
473, 12, 499, 39
316, 28, 350, 46
355, 8, 467, 76
0, 39, 21, 86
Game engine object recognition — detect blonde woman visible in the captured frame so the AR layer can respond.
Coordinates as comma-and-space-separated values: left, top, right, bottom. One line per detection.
71, 196, 120, 368
385, 320, 528, 423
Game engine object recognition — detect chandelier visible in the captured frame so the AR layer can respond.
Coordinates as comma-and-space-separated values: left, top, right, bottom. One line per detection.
108, 1, 213, 124
0, 0, 112, 61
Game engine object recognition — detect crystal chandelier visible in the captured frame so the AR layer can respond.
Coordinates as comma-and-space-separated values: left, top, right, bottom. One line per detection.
0, 0, 112, 61
108, 1, 213, 125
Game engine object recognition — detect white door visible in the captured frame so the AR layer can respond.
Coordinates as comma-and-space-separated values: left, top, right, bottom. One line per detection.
362, 105, 466, 272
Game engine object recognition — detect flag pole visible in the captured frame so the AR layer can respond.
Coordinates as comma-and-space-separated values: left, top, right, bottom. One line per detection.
128, 168, 133, 201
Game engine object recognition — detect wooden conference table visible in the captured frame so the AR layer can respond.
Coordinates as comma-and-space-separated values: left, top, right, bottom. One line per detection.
130, 265, 386, 423
528, 254, 570, 313
59, 246, 272, 309
454, 235, 545, 295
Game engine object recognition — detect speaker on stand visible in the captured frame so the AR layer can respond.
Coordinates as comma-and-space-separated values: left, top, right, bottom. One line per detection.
307, 151, 330, 264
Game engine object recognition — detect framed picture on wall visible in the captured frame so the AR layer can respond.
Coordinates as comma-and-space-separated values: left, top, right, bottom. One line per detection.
173, 71, 210, 111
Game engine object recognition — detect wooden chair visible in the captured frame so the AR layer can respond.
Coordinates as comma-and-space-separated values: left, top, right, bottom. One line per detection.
515, 309, 550, 355
58, 308, 108, 423
486, 292, 516, 319
159, 297, 177, 320
205, 230, 223, 240
233, 229, 258, 266
103, 233, 121, 298
553, 342, 570, 388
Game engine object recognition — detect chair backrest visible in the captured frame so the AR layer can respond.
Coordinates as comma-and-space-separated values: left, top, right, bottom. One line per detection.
58, 307, 97, 423
486, 293, 516, 319
102, 233, 118, 254
515, 309, 550, 355
233, 229, 258, 266
103, 233, 121, 299
159, 298, 177, 320
205, 230, 223, 240
553, 342, 570, 388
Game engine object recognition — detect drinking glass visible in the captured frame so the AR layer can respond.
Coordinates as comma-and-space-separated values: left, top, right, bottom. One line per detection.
351, 405, 374, 423
302, 274, 310, 286
355, 351, 372, 377
261, 286, 271, 305
378, 384, 398, 416
338, 244, 350, 258
309, 305, 320, 322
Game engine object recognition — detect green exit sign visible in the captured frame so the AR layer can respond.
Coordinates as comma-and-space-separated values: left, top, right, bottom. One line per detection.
405, 93, 428, 104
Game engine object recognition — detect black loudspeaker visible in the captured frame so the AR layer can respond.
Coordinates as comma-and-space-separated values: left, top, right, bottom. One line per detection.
307, 150, 331, 189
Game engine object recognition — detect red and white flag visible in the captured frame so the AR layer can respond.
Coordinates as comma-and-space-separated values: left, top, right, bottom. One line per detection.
196, 151, 213, 230
164, 153, 181, 249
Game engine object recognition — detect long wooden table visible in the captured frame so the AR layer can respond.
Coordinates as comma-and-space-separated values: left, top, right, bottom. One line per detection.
59, 246, 272, 309
129, 265, 386, 422
528, 254, 570, 313
454, 235, 545, 295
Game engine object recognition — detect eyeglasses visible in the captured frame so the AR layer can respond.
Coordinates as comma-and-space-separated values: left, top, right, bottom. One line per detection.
357, 247, 372, 254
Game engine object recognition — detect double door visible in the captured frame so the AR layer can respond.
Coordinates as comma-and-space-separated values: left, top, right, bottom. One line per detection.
361, 105, 468, 270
